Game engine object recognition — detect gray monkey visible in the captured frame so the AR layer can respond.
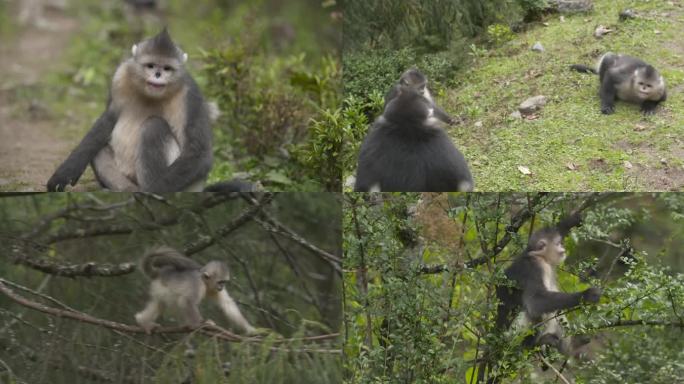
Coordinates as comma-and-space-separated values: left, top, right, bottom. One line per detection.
135, 246, 256, 335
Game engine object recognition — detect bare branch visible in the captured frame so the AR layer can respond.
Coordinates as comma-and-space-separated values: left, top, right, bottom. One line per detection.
0, 279, 340, 353
183, 193, 275, 255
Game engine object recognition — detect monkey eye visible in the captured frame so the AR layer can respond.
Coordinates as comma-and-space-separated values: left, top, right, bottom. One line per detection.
163, 66, 173, 72
145, 63, 154, 69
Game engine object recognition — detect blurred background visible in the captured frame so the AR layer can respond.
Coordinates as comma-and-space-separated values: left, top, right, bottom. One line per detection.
0, 0, 342, 192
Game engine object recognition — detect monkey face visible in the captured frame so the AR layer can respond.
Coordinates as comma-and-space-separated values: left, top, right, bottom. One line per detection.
549, 236, 566, 265
130, 56, 183, 99
633, 70, 661, 100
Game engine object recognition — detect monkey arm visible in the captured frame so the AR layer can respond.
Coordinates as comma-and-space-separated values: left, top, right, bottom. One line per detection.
556, 213, 582, 238
432, 105, 455, 125
523, 289, 583, 319
146, 83, 212, 192
47, 106, 117, 191
599, 76, 617, 114
215, 290, 255, 334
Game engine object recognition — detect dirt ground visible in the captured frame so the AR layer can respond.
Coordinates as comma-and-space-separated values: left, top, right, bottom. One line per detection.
0, 5, 82, 191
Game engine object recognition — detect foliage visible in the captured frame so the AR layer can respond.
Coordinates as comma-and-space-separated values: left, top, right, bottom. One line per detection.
486, 24, 515, 47
0, 193, 342, 384
344, 0, 524, 52
343, 48, 464, 104
517, 0, 549, 20
339, 94, 384, 178
344, 193, 684, 383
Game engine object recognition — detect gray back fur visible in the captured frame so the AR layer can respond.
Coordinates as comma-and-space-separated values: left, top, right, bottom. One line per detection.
141, 246, 201, 279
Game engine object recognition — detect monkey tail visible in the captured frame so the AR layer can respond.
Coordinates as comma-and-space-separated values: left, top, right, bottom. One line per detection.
140, 246, 200, 279
569, 64, 597, 74
204, 179, 258, 192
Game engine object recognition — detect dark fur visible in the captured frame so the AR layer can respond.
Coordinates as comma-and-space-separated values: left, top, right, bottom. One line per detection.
47, 30, 252, 192
354, 86, 473, 192
571, 53, 667, 115
384, 68, 454, 124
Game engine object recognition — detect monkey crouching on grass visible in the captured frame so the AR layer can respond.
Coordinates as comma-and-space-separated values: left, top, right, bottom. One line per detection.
134, 246, 256, 335
571, 52, 666, 115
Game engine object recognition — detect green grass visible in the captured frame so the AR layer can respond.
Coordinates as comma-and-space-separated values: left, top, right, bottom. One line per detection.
440, 0, 684, 191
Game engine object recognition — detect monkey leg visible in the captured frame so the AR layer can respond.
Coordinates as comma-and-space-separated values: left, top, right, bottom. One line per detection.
135, 299, 162, 333
92, 146, 139, 191
135, 116, 181, 191
181, 297, 204, 329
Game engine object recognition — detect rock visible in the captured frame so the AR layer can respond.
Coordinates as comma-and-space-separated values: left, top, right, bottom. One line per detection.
531, 42, 544, 52
518, 95, 547, 115
594, 25, 613, 38
619, 9, 637, 21
547, 0, 593, 13
474, 121, 483, 128
510, 110, 523, 119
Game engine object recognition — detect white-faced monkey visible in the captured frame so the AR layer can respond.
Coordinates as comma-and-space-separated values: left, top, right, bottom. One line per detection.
495, 214, 601, 355
571, 52, 666, 115
47, 29, 253, 192
135, 246, 256, 335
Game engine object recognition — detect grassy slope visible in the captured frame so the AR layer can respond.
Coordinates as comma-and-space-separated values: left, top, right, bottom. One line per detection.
442, 0, 684, 191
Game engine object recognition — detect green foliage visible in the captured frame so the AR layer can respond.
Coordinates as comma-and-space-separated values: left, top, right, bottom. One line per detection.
202, 29, 341, 191
486, 24, 515, 47
344, 193, 684, 383
343, 48, 465, 103
344, 0, 524, 52
340, 94, 383, 176
516, 0, 549, 20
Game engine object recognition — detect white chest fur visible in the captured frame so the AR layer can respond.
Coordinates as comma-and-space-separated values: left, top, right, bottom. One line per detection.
109, 71, 187, 181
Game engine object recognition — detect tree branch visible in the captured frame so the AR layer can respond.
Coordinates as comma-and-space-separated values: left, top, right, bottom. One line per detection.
0, 279, 339, 353
183, 193, 275, 255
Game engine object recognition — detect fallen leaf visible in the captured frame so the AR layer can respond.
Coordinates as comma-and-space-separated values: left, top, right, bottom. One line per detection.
566, 162, 577, 170
634, 123, 647, 131
624, 161, 633, 169
660, 158, 668, 165
518, 166, 532, 175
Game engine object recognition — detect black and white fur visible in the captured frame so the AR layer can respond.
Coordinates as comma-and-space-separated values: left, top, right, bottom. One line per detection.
384, 68, 454, 125
495, 215, 601, 354
47, 29, 252, 192
354, 86, 473, 192
135, 246, 256, 334
571, 52, 666, 115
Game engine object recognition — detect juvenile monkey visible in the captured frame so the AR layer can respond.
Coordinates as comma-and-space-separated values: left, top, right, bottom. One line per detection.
384, 68, 454, 125
495, 214, 601, 355
47, 29, 253, 192
135, 247, 256, 335
571, 52, 666, 115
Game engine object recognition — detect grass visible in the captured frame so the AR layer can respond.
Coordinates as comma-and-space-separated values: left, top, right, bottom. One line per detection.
438, 0, 684, 191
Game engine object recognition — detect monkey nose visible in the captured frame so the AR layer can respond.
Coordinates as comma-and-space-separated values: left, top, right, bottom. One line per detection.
155, 72, 161, 78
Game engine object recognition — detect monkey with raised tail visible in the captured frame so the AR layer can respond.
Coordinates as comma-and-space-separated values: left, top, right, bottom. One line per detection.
135, 246, 256, 335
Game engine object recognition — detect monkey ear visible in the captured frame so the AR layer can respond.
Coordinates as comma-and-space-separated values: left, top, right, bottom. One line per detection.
131, 44, 138, 57
201, 272, 209, 281
529, 239, 548, 257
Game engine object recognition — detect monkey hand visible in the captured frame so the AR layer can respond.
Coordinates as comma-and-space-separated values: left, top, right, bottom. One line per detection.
581, 287, 602, 303
47, 163, 85, 191
203, 319, 216, 327
600, 105, 615, 115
